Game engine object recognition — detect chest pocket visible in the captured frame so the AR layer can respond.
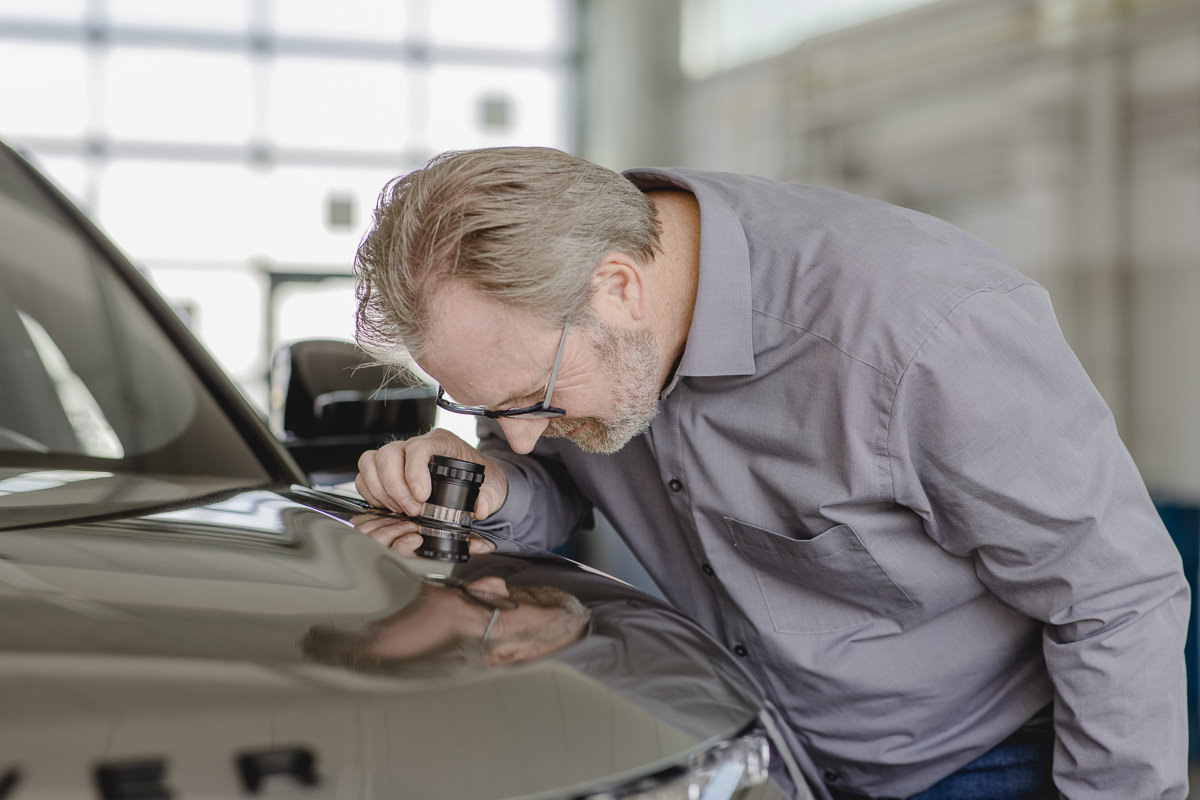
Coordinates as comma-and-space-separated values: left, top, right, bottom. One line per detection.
725, 518, 916, 634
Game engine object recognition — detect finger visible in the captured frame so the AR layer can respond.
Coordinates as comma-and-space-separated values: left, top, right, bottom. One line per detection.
399, 438, 440, 515
388, 531, 425, 557
473, 485, 503, 520
356, 448, 406, 512
354, 452, 384, 508
468, 534, 497, 555
471, 456, 509, 520
363, 519, 420, 549
372, 441, 423, 515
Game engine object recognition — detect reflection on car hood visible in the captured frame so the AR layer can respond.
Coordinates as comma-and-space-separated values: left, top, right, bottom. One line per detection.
0, 475, 766, 798
0, 467, 262, 530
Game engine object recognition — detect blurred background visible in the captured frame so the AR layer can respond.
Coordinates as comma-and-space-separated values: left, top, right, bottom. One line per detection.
2, 0, 1198, 768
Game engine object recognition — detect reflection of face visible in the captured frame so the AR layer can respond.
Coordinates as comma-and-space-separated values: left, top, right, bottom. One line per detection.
367, 578, 590, 668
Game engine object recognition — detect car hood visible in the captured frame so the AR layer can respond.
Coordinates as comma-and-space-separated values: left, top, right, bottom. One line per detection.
0, 473, 767, 798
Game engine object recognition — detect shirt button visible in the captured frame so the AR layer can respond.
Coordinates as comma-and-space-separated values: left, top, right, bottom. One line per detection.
823, 768, 841, 784
701, 562, 715, 576
667, 478, 683, 492
733, 644, 748, 657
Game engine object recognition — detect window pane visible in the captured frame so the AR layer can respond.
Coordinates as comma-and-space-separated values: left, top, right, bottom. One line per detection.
428, 0, 568, 53
97, 160, 261, 262
268, 58, 411, 151
103, 48, 255, 143
425, 65, 568, 151
258, 165, 401, 264
276, 279, 358, 345
0, 43, 89, 138
143, 266, 265, 382
105, 0, 250, 30
0, 0, 86, 22
270, 0, 409, 41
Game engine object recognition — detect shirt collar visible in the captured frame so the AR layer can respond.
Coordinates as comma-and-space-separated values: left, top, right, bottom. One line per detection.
622, 168, 756, 396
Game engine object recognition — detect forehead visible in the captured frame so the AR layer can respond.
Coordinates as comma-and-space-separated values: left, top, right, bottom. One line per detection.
417, 282, 555, 403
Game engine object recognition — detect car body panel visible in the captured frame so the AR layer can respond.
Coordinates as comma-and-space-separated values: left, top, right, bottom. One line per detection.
0, 483, 776, 797
0, 140, 801, 798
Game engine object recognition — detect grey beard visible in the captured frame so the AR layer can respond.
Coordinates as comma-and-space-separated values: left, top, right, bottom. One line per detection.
543, 325, 662, 455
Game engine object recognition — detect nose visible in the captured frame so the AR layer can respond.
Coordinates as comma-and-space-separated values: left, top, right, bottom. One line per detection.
496, 417, 550, 454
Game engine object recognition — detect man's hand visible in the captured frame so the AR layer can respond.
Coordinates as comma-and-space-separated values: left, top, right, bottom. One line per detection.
350, 513, 497, 557
355, 428, 509, 520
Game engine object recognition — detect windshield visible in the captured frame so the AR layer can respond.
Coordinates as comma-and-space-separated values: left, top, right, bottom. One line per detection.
0, 146, 271, 519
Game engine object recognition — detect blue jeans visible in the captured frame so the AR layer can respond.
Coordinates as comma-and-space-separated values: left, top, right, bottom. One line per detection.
907, 726, 1055, 800
828, 723, 1055, 800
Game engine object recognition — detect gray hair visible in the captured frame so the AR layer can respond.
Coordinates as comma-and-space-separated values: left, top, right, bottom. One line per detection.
354, 147, 661, 362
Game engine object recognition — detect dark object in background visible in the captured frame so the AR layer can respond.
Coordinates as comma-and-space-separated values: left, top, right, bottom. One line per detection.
270, 338, 436, 484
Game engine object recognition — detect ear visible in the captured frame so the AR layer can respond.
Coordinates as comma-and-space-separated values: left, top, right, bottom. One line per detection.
589, 251, 649, 326
484, 640, 543, 667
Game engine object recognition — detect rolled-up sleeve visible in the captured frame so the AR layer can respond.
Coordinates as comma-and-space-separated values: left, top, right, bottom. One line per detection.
888, 283, 1191, 799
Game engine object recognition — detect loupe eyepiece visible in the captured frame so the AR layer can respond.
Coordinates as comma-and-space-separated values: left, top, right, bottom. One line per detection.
415, 455, 486, 562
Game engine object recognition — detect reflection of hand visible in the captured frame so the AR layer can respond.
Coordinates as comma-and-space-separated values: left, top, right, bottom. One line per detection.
349, 513, 496, 557
355, 428, 509, 519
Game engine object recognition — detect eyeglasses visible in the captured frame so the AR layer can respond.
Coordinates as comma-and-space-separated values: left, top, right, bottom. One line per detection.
435, 319, 571, 419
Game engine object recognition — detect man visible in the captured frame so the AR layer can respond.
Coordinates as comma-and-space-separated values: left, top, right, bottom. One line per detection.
352, 146, 1190, 799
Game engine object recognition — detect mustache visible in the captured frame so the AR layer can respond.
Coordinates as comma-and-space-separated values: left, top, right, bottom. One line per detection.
543, 417, 594, 439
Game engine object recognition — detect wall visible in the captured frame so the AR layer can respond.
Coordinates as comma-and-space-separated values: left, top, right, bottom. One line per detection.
582, 0, 1200, 502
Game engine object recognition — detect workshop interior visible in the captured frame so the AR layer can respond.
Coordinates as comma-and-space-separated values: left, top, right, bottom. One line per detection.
1, 0, 1197, 793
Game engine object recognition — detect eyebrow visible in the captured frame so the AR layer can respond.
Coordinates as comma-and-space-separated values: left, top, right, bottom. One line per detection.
486, 325, 567, 410
492, 385, 543, 410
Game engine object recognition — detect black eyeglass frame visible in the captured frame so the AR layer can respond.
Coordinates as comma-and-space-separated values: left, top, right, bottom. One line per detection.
435, 320, 571, 419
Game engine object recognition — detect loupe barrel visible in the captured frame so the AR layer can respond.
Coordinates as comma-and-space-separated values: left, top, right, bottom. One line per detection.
419, 503, 473, 528
415, 456, 486, 562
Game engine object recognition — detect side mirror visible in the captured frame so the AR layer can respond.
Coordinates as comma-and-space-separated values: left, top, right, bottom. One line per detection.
270, 339, 437, 485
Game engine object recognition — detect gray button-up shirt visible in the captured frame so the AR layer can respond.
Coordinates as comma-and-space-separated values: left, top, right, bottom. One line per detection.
476, 168, 1190, 799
